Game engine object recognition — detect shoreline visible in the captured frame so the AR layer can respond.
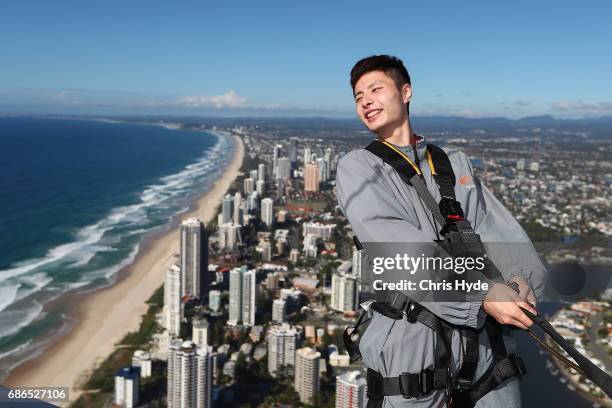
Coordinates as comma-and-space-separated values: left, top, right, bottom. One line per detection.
545, 308, 612, 407
2, 131, 244, 406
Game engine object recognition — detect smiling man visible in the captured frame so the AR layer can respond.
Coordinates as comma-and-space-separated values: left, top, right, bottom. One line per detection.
335, 55, 546, 407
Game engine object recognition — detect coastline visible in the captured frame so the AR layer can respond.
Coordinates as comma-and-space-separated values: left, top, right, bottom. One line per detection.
545, 308, 612, 407
2, 132, 244, 406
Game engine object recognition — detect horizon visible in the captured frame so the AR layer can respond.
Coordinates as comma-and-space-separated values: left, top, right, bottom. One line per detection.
1, 1, 611, 119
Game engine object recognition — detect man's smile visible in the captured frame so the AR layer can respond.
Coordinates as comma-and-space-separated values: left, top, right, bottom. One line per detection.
365, 108, 383, 123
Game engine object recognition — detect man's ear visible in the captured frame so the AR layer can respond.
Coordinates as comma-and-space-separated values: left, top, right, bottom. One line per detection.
402, 84, 412, 104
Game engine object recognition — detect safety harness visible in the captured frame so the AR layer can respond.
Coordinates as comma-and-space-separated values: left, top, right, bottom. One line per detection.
344, 139, 526, 408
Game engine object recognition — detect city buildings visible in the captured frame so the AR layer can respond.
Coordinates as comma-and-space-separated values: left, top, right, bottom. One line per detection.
331, 273, 358, 312
304, 162, 320, 192
272, 298, 287, 323
131, 350, 152, 378
208, 290, 221, 313
261, 197, 274, 227
294, 347, 321, 404
192, 317, 209, 349
115, 366, 140, 408
303, 221, 336, 240
336, 371, 367, 408
164, 264, 182, 338
167, 340, 213, 408
180, 218, 208, 299
228, 266, 256, 326
267, 324, 299, 377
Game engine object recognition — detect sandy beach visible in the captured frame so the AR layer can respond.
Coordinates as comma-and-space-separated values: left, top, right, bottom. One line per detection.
3, 132, 244, 406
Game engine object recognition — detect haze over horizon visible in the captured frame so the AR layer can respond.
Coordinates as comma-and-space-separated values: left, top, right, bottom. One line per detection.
1, 1, 611, 119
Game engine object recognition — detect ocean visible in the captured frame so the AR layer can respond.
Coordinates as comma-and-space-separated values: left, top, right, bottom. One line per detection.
0, 117, 234, 380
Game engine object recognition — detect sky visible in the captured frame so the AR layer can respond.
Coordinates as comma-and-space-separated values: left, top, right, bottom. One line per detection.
1, 0, 611, 118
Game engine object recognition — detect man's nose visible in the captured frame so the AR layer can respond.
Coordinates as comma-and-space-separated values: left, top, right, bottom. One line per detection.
361, 96, 373, 109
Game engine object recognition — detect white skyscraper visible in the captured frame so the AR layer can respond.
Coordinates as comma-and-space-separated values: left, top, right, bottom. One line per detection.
208, 290, 221, 313
258, 163, 266, 182
115, 366, 140, 408
192, 317, 208, 349
273, 144, 282, 177
132, 350, 152, 378
228, 266, 256, 326
167, 340, 213, 408
352, 247, 365, 280
180, 218, 208, 299
243, 177, 254, 195
267, 324, 299, 377
277, 157, 291, 180
261, 197, 274, 227
233, 192, 242, 225
294, 347, 321, 404
256, 179, 265, 195
303, 146, 311, 165
336, 371, 367, 408
272, 298, 287, 323
165, 264, 182, 337
221, 194, 233, 224
331, 273, 358, 313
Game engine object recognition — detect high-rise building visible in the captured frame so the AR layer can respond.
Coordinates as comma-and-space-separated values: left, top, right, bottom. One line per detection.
233, 192, 243, 225
516, 159, 526, 171
132, 350, 152, 378
302, 222, 336, 240
248, 191, 259, 212
167, 340, 213, 408
316, 157, 327, 183
192, 317, 208, 349
256, 179, 265, 195
273, 144, 282, 177
272, 298, 287, 323
180, 218, 208, 299
243, 177, 254, 195
529, 161, 540, 172
208, 290, 221, 313
221, 194, 233, 224
289, 137, 298, 168
258, 163, 266, 182
261, 197, 274, 227
267, 324, 299, 377
352, 247, 365, 280
249, 169, 259, 182
218, 223, 242, 250
289, 248, 299, 263
331, 273, 358, 312
294, 347, 321, 404
303, 146, 311, 165
195, 346, 213, 408
277, 157, 291, 180
115, 366, 140, 408
303, 233, 318, 258
165, 264, 182, 338
336, 371, 367, 408
228, 266, 256, 326
304, 162, 320, 192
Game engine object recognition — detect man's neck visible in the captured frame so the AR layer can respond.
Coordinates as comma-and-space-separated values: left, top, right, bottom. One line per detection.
376, 117, 415, 147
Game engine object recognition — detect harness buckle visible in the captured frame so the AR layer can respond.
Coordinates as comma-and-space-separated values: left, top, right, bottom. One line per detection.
399, 368, 434, 398
455, 377, 472, 390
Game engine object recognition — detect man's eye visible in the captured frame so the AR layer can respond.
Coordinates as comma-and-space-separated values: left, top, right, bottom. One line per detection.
373, 87, 382, 93
355, 97, 362, 103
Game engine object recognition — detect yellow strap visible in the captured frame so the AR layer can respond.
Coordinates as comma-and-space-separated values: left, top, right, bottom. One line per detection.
425, 150, 437, 176
379, 140, 422, 175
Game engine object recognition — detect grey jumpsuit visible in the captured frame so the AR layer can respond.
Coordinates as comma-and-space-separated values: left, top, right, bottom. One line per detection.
335, 137, 546, 408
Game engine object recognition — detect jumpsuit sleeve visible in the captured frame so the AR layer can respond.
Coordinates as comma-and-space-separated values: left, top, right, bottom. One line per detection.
458, 152, 546, 301
336, 150, 488, 328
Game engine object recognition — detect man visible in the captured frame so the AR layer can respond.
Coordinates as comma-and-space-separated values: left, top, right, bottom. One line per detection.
335, 55, 546, 407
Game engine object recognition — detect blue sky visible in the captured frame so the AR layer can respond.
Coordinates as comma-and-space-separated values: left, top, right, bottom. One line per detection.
1, 1, 611, 118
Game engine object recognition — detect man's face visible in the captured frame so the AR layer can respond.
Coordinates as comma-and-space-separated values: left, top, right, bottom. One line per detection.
353, 70, 411, 135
